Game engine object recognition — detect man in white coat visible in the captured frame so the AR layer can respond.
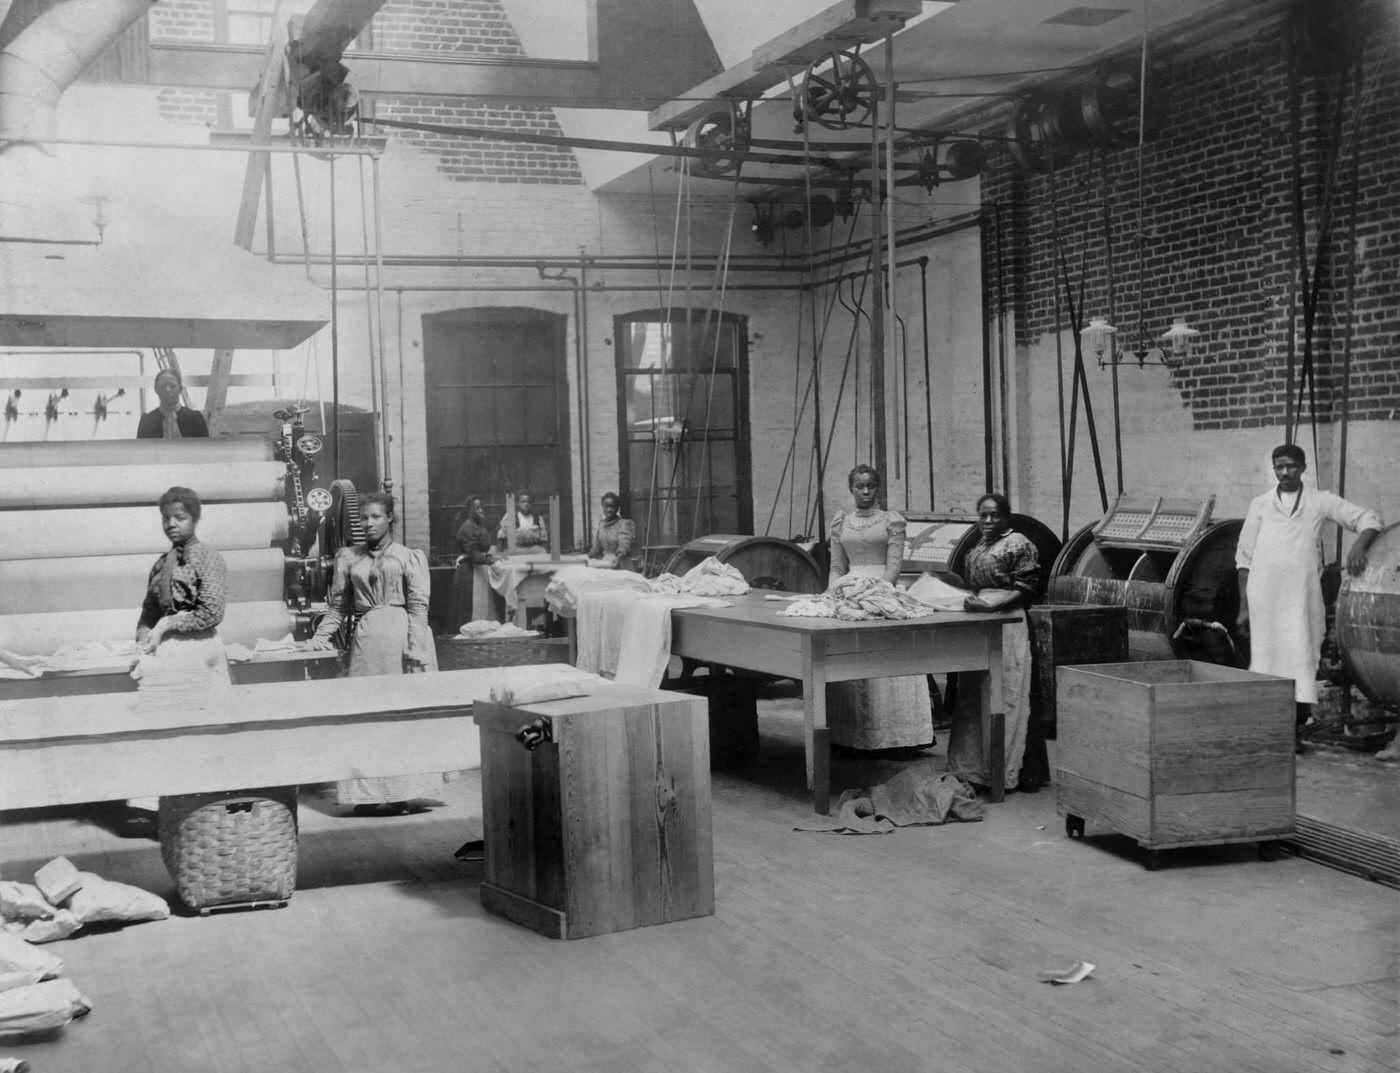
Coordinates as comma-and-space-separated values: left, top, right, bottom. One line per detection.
1235, 443, 1382, 751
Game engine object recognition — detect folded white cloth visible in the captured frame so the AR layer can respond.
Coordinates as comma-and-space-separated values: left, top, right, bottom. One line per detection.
544, 565, 651, 616
576, 590, 730, 688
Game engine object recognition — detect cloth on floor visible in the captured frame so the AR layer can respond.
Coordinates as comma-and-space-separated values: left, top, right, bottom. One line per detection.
795, 769, 984, 834
575, 589, 730, 688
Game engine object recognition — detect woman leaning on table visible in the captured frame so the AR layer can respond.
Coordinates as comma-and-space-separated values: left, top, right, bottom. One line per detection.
824, 463, 934, 754
940, 492, 1040, 793
303, 490, 445, 815
135, 485, 231, 697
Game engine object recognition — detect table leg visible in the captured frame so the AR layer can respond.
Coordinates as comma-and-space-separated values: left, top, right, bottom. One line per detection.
982, 624, 1006, 804
804, 643, 830, 815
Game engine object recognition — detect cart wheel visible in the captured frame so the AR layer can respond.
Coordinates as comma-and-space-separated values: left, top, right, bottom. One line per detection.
1258, 841, 1281, 862
1065, 815, 1085, 838
1143, 850, 1163, 871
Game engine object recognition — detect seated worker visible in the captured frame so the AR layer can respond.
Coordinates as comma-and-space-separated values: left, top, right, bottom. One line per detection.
587, 491, 637, 569
136, 368, 209, 439
496, 490, 548, 551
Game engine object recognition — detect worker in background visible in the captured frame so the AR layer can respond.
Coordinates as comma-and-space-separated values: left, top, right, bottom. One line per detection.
586, 491, 637, 570
136, 368, 209, 438
496, 490, 548, 551
1235, 444, 1381, 753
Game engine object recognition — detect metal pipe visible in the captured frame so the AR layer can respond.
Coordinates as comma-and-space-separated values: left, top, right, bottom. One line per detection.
917, 255, 934, 509
578, 247, 593, 537
15, 135, 383, 157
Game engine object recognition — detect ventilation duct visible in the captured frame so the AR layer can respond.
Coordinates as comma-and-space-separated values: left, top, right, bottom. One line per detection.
0, 0, 328, 348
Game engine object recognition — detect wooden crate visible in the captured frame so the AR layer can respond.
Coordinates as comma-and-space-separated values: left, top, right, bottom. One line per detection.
476, 685, 714, 939
1056, 660, 1295, 859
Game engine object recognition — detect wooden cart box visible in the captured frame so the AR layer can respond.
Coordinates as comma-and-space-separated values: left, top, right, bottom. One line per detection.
1056, 660, 1295, 859
476, 685, 714, 939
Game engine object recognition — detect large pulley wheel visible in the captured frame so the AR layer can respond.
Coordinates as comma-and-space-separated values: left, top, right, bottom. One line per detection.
686, 109, 749, 178
797, 50, 877, 131
1005, 94, 1059, 174
1080, 65, 1162, 149
322, 478, 364, 560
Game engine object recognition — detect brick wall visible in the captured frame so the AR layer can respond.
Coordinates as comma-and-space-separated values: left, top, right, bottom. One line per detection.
146, 0, 582, 183
367, 0, 582, 184
983, 5, 1400, 432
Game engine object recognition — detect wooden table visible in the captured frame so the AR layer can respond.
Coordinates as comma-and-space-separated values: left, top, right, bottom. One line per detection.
482, 554, 588, 627
667, 593, 1020, 813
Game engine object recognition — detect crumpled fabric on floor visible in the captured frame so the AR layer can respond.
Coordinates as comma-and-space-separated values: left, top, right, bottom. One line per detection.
794, 768, 985, 834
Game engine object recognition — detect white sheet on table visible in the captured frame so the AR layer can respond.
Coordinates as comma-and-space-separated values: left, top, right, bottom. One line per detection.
575, 589, 729, 688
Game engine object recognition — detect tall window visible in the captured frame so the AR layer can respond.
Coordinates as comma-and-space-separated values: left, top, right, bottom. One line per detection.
616, 309, 751, 559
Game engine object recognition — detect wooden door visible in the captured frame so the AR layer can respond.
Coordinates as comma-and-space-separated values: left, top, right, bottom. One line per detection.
423, 308, 571, 559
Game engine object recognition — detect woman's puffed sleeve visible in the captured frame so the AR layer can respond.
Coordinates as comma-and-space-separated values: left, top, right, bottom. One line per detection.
827, 510, 849, 586
883, 511, 907, 584
404, 547, 434, 668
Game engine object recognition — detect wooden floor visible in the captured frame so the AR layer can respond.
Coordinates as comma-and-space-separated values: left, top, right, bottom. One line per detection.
2, 685, 1396, 1073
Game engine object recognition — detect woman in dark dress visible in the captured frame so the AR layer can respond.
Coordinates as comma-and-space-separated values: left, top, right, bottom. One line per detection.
944, 493, 1040, 791
450, 495, 495, 630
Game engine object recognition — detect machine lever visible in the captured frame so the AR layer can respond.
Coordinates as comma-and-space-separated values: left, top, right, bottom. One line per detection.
515, 718, 553, 751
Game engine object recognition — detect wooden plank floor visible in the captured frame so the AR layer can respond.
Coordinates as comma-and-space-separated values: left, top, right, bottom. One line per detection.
1, 685, 1395, 1073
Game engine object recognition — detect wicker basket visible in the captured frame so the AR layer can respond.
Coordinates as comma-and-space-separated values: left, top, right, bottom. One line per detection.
435, 635, 571, 671
158, 786, 298, 912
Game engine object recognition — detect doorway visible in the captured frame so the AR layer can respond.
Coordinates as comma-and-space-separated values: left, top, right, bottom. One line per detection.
423, 307, 572, 560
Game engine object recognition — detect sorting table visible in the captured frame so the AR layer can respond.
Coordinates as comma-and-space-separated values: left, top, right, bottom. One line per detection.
667, 592, 1019, 813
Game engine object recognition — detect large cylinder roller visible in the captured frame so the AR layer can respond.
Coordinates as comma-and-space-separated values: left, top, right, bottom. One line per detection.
0, 548, 287, 614
1047, 494, 1244, 666
0, 462, 287, 509
663, 534, 824, 593
0, 502, 291, 560
0, 437, 272, 468
1337, 522, 1400, 707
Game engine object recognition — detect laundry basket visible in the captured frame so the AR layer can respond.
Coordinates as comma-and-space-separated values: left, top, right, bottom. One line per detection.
435, 634, 570, 671
158, 786, 298, 913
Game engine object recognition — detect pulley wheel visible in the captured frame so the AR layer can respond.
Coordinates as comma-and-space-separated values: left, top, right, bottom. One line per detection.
798, 50, 877, 131
686, 110, 749, 178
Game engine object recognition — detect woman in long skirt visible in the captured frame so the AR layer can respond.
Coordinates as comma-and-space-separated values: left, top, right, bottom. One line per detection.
307, 491, 444, 814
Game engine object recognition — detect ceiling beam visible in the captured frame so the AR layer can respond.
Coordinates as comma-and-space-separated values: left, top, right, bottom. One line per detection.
647, 0, 922, 133
136, 42, 603, 103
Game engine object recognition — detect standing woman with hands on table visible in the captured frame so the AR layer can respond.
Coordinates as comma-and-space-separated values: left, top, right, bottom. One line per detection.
304, 490, 444, 814
824, 464, 934, 754
587, 491, 637, 569
942, 493, 1040, 793
135, 485, 231, 696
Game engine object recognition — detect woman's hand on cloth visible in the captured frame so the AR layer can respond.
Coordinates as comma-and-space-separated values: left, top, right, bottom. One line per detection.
297, 635, 337, 652
136, 618, 169, 654
963, 588, 1022, 612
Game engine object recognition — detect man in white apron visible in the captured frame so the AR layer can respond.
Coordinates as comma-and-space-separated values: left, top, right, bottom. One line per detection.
1235, 444, 1382, 751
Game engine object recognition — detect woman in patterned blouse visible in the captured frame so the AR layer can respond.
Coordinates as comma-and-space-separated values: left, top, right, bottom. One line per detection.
135, 485, 231, 689
945, 493, 1040, 791
307, 490, 444, 813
